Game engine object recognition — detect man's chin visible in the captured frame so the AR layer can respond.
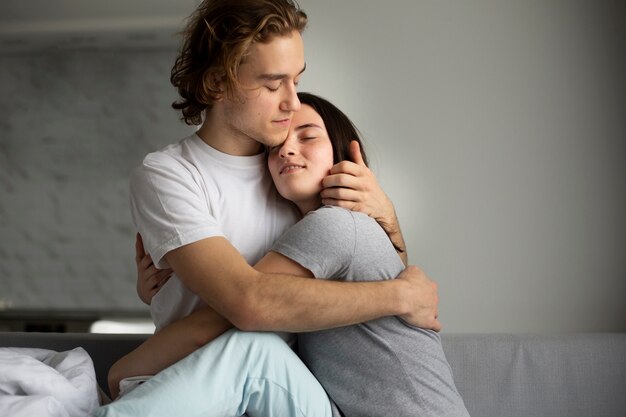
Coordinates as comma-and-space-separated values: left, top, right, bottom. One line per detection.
263, 136, 288, 148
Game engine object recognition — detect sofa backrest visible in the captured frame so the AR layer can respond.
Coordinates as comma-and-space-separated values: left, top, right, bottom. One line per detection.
442, 333, 626, 417
2, 332, 625, 416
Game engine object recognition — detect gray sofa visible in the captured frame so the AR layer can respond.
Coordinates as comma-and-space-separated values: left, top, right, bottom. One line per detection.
1, 332, 625, 416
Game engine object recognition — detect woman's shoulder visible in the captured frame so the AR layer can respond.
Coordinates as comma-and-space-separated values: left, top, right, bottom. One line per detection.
311, 205, 380, 226
297, 205, 355, 232
308, 205, 352, 218
307, 205, 385, 229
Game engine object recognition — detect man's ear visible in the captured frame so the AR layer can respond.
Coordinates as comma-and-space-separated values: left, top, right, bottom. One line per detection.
206, 71, 226, 101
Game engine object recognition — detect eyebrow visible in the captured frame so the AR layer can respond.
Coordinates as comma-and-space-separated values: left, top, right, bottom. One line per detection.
294, 123, 323, 131
258, 63, 307, 81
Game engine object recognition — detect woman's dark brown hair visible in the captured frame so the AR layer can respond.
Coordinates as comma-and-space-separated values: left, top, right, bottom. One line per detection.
297, 92, 368, 166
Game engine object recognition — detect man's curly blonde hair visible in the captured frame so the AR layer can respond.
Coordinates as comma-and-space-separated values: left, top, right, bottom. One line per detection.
170, 0, 308, 125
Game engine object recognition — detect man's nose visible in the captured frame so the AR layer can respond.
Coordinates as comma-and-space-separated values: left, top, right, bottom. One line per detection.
280, 83, 300, 112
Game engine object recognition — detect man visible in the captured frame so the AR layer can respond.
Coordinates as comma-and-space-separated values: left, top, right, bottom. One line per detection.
97, 0, 440, 415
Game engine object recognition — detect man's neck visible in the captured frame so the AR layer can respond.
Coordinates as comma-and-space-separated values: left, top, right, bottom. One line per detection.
196, 111, 264, 157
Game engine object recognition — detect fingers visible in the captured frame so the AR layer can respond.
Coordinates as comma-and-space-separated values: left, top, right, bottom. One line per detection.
328, 159, 368, 177
137, 266, 172, 305
348, 140, 366, 166
431, 318, 442, 333
143, 263, 172, 283
397, 265, 443, 331
152, 269, 172, 289
135, 233, 146, 261
322, 172, 367, 190
154, 267, 173, 281
418, 309, 441, 332
139, 253, 154, 269
321, 198, 361, 212
138, 253, 172, 287
320, 186, 361, 202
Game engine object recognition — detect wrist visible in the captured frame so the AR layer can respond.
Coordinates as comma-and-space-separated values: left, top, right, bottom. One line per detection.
377, 211, 398, 233
379, 200, 395, 221
391, 278, 411, 316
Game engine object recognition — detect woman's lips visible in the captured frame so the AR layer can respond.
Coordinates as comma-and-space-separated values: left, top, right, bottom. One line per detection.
280, 164, 305, 174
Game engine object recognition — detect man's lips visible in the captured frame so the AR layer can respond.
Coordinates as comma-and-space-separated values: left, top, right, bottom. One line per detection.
273, 118, 291, 127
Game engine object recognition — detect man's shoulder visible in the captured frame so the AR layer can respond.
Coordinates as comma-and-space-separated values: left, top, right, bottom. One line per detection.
134, 135, 198, 173
141, 135, 196, 166
129, 135, 200, 191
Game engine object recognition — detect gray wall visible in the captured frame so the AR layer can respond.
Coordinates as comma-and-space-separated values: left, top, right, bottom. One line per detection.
298, 0, 626, 333
0, 50, 193, 314
1, 0, 624, 333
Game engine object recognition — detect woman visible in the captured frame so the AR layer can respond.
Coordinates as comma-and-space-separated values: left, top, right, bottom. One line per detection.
266, 93, 469, 416
100, 93, 469, 417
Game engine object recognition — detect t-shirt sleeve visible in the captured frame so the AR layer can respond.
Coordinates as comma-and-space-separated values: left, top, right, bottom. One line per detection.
130, 153, 224, 269
271, 207, 356, 279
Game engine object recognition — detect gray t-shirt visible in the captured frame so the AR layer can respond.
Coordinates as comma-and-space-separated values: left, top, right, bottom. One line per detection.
272, 206, 469, 417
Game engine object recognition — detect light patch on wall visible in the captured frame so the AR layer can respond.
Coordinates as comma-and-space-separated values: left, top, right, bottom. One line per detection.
90, 319, 155, 334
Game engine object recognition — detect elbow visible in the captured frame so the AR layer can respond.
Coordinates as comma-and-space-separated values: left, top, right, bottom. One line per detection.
226, 289, 272, 331
227, 304, 265, 332
230, 316, 256, 332
233, 316, 271, 332
107, 362, 123, 400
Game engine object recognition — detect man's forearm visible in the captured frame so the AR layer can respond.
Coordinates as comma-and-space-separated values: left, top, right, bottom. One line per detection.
166, 237, 415, 334
233, 273, 409, 332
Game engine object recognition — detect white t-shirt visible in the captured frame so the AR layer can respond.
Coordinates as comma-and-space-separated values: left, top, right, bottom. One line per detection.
130, 134, 300, 330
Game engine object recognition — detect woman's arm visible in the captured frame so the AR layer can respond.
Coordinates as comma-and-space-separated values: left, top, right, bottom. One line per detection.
107, 307, 231, 399
109, 249, 311, 399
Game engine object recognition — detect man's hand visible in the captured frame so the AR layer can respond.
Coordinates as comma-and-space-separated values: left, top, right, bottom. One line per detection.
135, 233, 172, 305
397, 265, 441, 332
321, 141, 396, 225
322, 140, 408, 264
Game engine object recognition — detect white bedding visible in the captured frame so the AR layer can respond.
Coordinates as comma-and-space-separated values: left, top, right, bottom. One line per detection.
0, 347, 100, 417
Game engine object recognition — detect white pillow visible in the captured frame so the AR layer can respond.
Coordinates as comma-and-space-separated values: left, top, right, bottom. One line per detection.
0, 347, 99, 417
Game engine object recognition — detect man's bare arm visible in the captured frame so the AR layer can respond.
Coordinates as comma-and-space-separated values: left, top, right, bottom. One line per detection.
165, 236, 439, 332
108, 244, 320, 399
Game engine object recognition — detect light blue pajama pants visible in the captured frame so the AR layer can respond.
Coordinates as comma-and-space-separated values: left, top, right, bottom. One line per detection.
93, 329, 332, 417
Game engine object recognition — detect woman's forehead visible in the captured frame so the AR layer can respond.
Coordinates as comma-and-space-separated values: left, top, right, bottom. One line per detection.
291, 104, 325, 129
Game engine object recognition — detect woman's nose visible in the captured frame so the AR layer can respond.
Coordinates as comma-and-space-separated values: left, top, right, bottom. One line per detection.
279, 140, 297, 158
279, 148, 295, 158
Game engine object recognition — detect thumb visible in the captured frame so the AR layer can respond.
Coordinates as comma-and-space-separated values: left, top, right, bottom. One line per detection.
349, 140, 366, 166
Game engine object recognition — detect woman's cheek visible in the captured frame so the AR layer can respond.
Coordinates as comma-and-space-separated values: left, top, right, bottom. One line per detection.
267, 155, 279, 178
